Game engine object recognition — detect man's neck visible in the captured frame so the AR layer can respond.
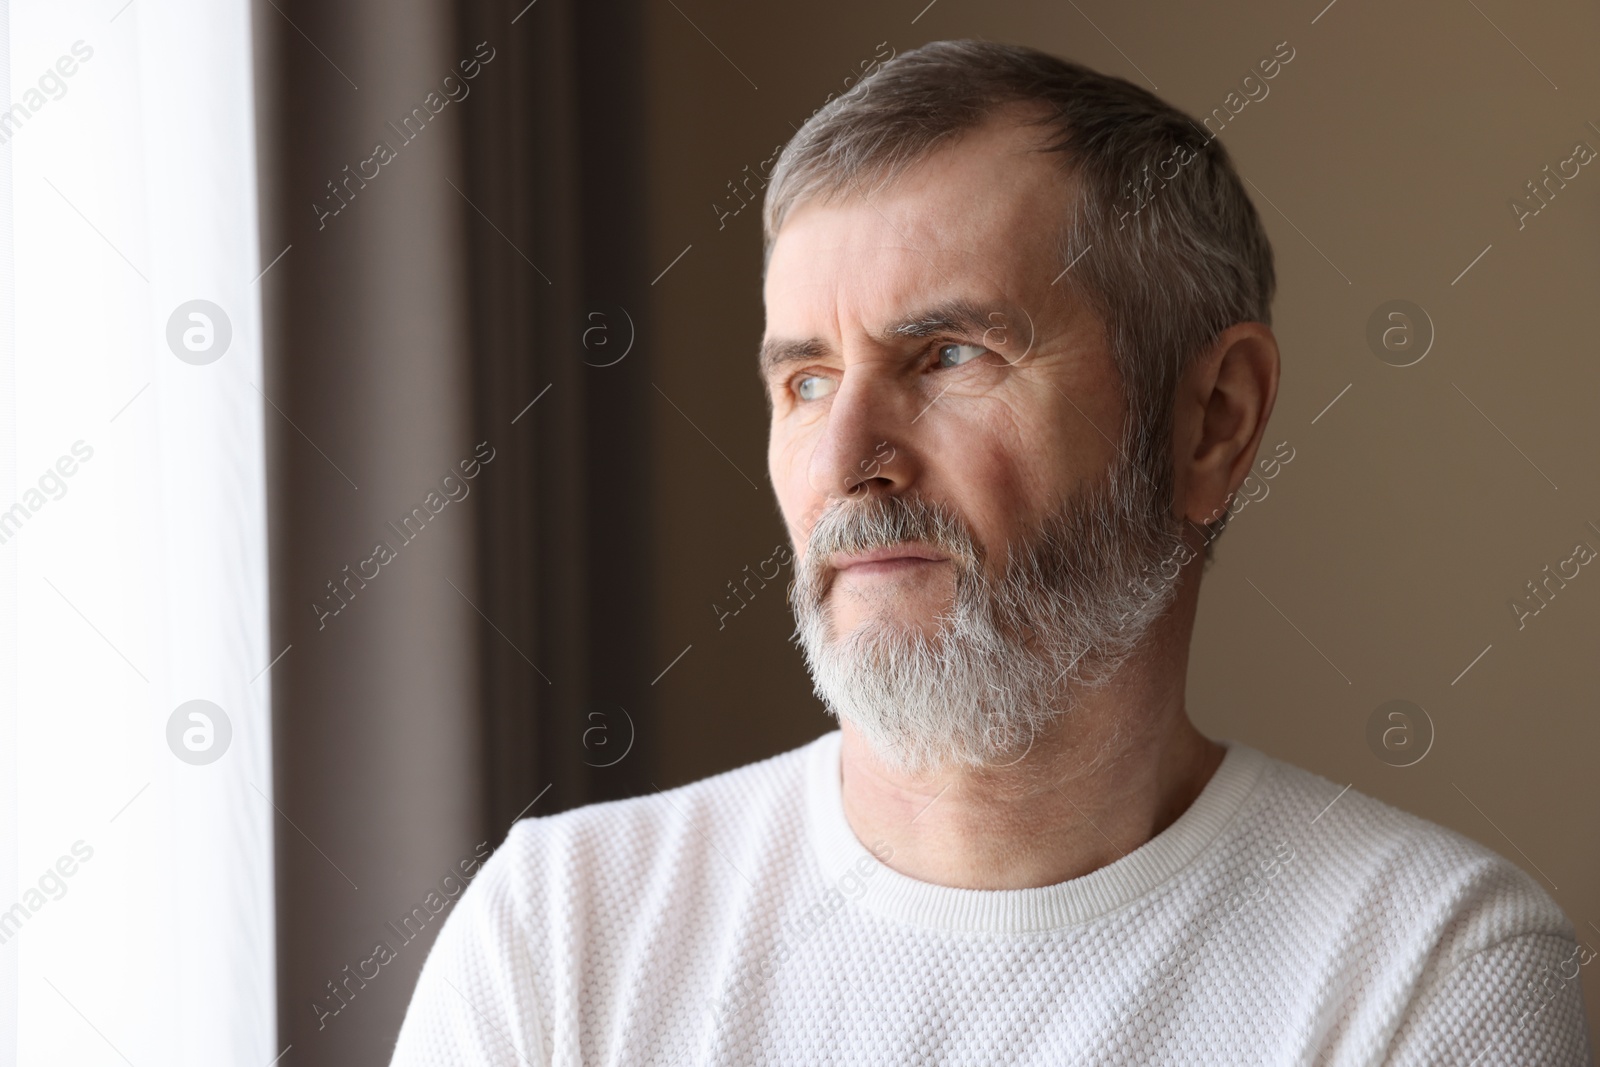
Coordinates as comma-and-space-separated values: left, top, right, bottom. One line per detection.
836, 675, 1226, 892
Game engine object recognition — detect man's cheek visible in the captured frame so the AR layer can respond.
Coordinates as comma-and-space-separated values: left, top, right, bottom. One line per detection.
769, 432, 801, 480
968, 399, 1059, 505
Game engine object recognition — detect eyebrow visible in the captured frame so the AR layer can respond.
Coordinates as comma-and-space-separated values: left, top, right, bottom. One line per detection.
757, 298, 1016, 380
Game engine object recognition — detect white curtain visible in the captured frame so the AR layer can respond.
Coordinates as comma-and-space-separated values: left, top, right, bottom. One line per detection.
2, 0, 276, 1063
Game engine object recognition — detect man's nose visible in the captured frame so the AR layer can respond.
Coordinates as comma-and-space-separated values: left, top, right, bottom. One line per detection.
806, 368, 914, 500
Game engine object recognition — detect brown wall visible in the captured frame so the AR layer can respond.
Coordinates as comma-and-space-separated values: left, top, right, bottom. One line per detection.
638, 0, 1600, 1045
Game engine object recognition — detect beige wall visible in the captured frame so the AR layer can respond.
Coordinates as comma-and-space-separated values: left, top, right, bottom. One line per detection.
640, 0, 1600, 1046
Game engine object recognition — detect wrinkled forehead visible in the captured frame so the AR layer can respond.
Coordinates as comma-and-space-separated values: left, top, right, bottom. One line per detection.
763, 116, 1078, 340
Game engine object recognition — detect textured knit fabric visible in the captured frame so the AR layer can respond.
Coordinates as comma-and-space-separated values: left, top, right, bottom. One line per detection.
389, 732, 1594, 1065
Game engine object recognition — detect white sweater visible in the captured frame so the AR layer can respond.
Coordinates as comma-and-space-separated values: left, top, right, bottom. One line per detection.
389, 732, 1593, 1065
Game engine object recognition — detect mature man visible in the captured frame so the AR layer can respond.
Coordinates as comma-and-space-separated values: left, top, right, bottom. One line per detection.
391, 41, 1593, 1065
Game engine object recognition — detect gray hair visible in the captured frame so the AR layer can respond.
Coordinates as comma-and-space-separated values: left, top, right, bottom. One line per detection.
762, 39, 1276, 558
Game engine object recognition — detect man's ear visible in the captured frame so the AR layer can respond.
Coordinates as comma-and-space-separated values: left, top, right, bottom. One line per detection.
1171, 322, 1281, 526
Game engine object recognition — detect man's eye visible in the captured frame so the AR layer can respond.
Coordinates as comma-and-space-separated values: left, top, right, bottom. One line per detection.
938, 343, 987, 368
794, 375, 837, 401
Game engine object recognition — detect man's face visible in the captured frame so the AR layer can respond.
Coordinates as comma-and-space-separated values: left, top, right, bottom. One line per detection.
762, 113, 1126, 642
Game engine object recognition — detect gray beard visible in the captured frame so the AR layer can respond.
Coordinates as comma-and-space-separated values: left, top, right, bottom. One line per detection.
788, 453, 1189, 777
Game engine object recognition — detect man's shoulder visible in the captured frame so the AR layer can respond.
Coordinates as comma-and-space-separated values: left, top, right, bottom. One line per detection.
1241, 744, 1576, 969
482, 729, 835, 910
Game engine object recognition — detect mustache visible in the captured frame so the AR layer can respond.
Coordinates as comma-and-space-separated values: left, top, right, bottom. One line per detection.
790, 494, 982, 607
807, 494, 980, 568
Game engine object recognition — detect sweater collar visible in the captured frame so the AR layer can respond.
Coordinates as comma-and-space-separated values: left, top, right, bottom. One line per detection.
803, 729, 1268, 933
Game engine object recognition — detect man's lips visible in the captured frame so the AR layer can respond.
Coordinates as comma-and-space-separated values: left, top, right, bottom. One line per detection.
829, 546, 949, 575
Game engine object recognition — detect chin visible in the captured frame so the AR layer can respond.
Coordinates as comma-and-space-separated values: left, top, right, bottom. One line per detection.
828, 598, 949, 646
830, 577, 955, 633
